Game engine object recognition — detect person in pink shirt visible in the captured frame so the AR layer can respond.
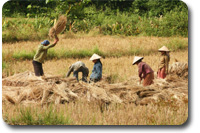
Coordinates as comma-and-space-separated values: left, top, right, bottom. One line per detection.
132, 56, 154, 86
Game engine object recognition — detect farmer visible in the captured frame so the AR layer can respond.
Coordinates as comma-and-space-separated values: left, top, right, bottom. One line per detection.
32, 36, 59, 76
66, 61, 89, 82
157, 46, 170, 79
89, 53, 102, 82
132, 56, 154, 86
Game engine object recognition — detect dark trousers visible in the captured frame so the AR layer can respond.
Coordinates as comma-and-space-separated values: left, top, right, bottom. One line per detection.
73, 66, 88, 82
32, 60, 44, 76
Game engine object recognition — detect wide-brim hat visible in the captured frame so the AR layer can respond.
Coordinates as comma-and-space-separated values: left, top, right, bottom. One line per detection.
90, 53, 101, 61
132, 56, 144, 65
158, 46, 170, 52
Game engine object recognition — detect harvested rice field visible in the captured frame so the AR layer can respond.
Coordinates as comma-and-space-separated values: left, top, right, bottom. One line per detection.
2, 36, 188, 125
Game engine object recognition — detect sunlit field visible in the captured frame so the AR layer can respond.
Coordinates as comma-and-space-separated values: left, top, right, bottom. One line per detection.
2, 50, 188, 82
2, 0, 189, 126
2, 35, 188, 79
2, 36, 188, 125
3, 101, 188, 125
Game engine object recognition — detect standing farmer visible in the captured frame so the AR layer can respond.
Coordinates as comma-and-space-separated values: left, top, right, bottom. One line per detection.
133, 56, 154, 86
66, 61, 89, 82
157, 46, 170, 79
89, 53, 102, 82
32, 36, 59, 76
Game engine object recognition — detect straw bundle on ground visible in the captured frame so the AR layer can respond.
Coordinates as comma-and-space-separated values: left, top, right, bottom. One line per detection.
2, 62, 188, 106
169, 62, 188, 79
49, 15, 67, 38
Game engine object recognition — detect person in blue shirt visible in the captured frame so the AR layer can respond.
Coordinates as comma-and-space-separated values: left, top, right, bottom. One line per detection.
89, 53, 102, 82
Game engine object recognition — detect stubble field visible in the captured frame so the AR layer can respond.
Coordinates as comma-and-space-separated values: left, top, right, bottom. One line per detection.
2, 35, 188, 125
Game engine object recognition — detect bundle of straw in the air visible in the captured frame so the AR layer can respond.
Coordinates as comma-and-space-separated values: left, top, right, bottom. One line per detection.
49, 15, 67, 38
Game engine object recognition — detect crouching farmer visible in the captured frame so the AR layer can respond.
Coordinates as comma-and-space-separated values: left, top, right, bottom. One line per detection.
89, 53, 102, 83
132, 56, 154, 86
66, 61, 89, 82
32, 36, 59, 76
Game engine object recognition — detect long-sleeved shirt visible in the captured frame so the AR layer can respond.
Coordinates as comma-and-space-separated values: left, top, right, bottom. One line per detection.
158, 54, 170, 74
138, 62, 154, 79
33, 43, 56, 63
90, 61, 102, 80
66, 61, 88, 77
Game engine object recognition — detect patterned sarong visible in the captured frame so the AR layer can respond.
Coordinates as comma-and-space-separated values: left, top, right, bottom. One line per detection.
157, 67, 166, 79
143, 72, 154, 86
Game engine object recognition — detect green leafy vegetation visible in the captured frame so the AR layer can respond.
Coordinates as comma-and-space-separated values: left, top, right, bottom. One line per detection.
5, 105, 73, 125
2, 0, 188, 43
165, 38, 188, 51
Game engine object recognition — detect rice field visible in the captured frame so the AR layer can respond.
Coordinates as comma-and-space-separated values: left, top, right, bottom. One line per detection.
2, 35, 188, 56
2, 36, 188, 125
2, 50, 188, 82
2, 35, 188, 79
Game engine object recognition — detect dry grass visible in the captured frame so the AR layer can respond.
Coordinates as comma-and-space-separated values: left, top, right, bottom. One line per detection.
2, 101, 188, 125
2, 67, 188, 125
2, 36, 188, 57
2, 36, 188, 125
49, 15, 67, 38
2, 50, 188, 82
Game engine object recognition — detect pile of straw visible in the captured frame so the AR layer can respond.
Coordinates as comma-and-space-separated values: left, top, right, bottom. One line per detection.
49, 15, 67, 38
169, 62, 188, 79
2, 62, 188, 106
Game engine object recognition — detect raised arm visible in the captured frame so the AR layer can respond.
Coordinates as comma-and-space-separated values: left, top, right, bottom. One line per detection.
43, 36, 59, 50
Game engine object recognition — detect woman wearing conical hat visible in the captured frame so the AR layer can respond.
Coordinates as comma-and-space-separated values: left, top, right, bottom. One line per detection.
89, 53, 102, 82
157, 46, 170, 79
133, 56, 154, 86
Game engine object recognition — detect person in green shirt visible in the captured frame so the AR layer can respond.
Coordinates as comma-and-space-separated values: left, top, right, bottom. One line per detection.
32, 36, 59, 76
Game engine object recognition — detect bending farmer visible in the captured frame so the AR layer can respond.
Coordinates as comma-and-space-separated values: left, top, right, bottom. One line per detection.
32, 36, 59, 76
132, 56, 154, 86
66, 61, 89, 82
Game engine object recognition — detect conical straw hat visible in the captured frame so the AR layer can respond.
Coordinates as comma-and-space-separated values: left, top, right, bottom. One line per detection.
132, 56, 144, 65
90, 53, 101, 61
158, 46, 170, 52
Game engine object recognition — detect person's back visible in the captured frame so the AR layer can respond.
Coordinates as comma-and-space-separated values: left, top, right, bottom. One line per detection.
33, 45, 47, 64
32, 38, 59, 76
71, 61, 86, 71
132, 56, 154, 86
138, 62, 154, 79
33, 40, 57, 64
66, 61, 89, 82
